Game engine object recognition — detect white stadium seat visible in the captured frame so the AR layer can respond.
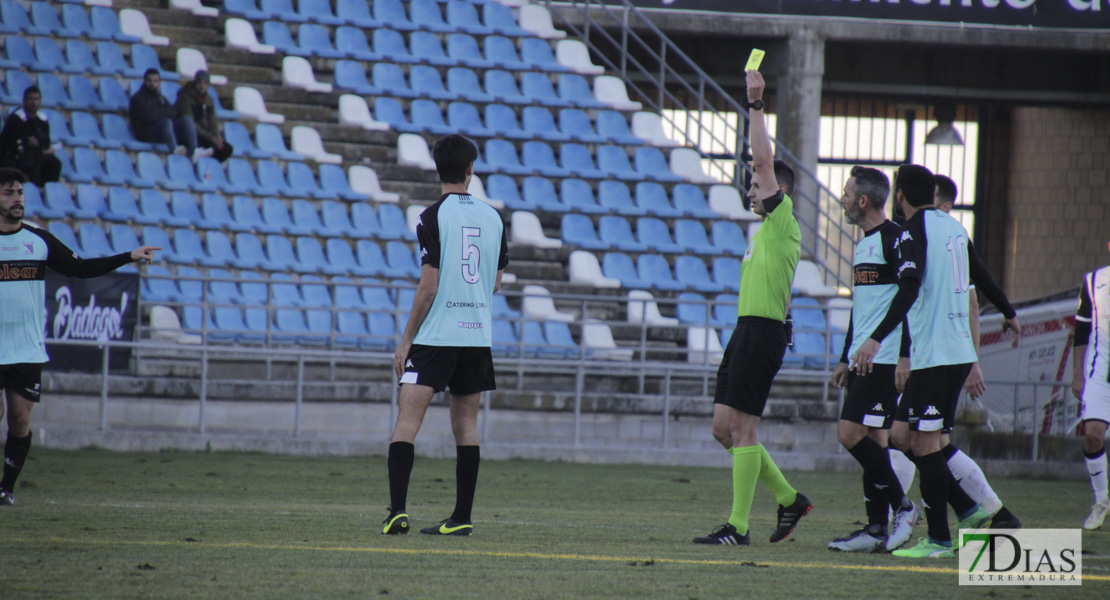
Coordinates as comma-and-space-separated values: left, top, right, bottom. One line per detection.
177, 48, 227, 85
669, 147, 718, 184
707, 184, 759, 221
348, 165, 400, 203
406, 204, 426, 234
630, 112, 679, 147
291, 126, 342, 164
170, 0, 218, 18
397, 134, 436, 170
282, 56, 333, 93
511, 211, 562, 249
687, 326, 723, 364
555, 40, 603, 75
583, 319, 634, 361
234, 87, 285, 124
568, 251, 620, 289
627, 290, 678, 326
826, 297, 852, 332
119, 9, 169, 46
593, 76, 642, 111
522, 285, 575, 323
466, 175, 504, 210
338, 95, 389, 131
225, 18, 275, 54
519, 5, 567, 39
793, 260, 838, 297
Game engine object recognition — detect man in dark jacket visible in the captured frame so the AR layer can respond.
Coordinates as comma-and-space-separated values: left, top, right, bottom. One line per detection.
174, 71, 233, 163
128, 68, 181, 154
0, 87, 61, 187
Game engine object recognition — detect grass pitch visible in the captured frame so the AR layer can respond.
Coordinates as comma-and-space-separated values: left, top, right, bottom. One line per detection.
1, 448, 1107, 599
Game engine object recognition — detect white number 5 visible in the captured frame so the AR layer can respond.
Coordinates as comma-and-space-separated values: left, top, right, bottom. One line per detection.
461, 226, 481, 284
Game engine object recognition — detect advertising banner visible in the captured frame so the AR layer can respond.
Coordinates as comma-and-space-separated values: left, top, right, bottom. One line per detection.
44, 271, 139, 373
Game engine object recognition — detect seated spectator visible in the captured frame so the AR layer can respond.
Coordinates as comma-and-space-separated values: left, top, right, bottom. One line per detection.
0, 86, 61, 187
174, 71, 233, 163
129, 68, 182, 154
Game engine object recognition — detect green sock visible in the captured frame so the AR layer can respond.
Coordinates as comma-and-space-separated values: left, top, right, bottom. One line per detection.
727, 445, 761, 534
757, 443, 797, 506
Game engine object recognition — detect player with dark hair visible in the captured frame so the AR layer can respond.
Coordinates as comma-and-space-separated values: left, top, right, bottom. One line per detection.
1073, 251, 1110, 530
383, 134, 508, 537
829, 166, 920, 552
694, 70, 811, 546
0, 168, 159, 506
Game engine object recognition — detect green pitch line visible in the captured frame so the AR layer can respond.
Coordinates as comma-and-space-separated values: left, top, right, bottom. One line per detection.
19, 536, 1110, 581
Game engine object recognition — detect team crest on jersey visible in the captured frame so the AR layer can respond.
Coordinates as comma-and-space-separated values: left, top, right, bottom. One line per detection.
744, 244, 754, 260
23, 242, 34, 254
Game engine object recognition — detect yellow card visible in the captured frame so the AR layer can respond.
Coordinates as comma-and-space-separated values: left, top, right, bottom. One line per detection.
745, 49, 765, 71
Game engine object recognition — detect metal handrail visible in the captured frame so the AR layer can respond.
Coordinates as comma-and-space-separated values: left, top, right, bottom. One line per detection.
540, 0, 857, 289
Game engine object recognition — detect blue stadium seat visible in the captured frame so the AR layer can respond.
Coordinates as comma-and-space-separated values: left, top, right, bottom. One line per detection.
209, 306, 253, 343
47, 222, 80, 255
676, 255, 725, 293
260, 196, 307, 235
638, 254, 685, 292
373, 0, 416, 31
68, 75, 110, 111
559, 143, 606, 179
483, 139, 530, 176
326, 239, 374, 276
712, 256, 741, 293
557, 74, 606, 108
239, 307, 271, 343
37, 73, 74, 109
446, 101, 493, 138
140, 189, 190, 227
599, 215, 647, 252
712, 294, 737, 327
372, 28, 417, 63
31, 2, 78, 38
261, 0, 307, 22
141, 226, 178, 263
44, 182, 95, 218
491, 319, 518, 358
91, 41, 130, 78
634, 182, 683, 217
634, 147, 683, 183
268, 235, 314, 273
34, 38, 82, 73
254, 123, 304, 161
142, 265, 182, 303
334, 309, 367, 348
349, 202, 383, 237
446, 0, 493, 35
597, 145, 641, 181
520, 38, 567, 73
209, 87, 238, 121
521, 72, 564, 107
521, 141, 569, 178
409, 0, 453, 32
234, 195, 281, 234
222, 122, 266, 160
20, 183, 47, 218
175, 228, 225, 267
332, 276, 364, 308
674, 219, 719, 255
44, 108, 86, 146
410, 31, 453, 66
711, 220, 747, 256
445, 33, 494, 69
203, 193, 250, 233
365, 311, 397, 351
597, 111, 641, 145
676, 292, 710, 325
0, 70, 33, 105
97, 76, 130, 111
597, 180, 645, 216
297, 237, 345, 275
234, 232, 281, 271
195, 157, 248, 195
272, 308, 325, 346
379, 204, 417, 241
482, 35, 529, 71
521, 176, 563, 212
173, 192, 220, 230
292, 199, 331, 236
335, 0, 382, 27
130, 44, 177, 82
223, 159, 271, 198
298, 23, 345, 59
334, 59, 377, 95
483, 104, 529, 140
484, 70, 529, 105
544, 321, 581, 359
318, 200, 358, 238
602, 252, 649, 289
203, 233, 239, 277
104, 150, 155, 188
65, 39, 110, 75
102, 113, 154, 152
560, 213, 609, 251
493, 294, 520, 319
237, 271, 270, 306
636, 217, 683, 254
73, 147, 123, 186
482, 2, 528, 36
136, 151, 176, 189
446, 67, 495, 103
673, 184, 719, 219
102, 186, 142, 222
299, 0, 345, 25
0, 1, 43, 35
374, 63, 420, 98
560, 179, 606, 214
518, 321, 560, 359
485, 174, 531, 210
355, 241, 392, 277
334, 26, 378, 61
318, 164, 363, 201
74, 183, 116, 220
167, 154, 214, 192
410, 99, 453, 134
372, 97, 413, 132
522, 106, 570, 142
90, 6, 140, 42
54, 149, 88, 183
288, 161, 334, 200
385, 241, 420, 279
256, 161, 299, 198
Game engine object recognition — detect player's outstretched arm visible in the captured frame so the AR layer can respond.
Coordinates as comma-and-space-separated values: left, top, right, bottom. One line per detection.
130, 246, 160, 263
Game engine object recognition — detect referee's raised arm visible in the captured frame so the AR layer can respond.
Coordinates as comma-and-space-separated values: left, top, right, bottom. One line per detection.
745, 71, 777, 207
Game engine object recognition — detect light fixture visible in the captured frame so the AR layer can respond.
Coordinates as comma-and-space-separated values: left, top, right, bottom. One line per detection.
924, 103, 963, 146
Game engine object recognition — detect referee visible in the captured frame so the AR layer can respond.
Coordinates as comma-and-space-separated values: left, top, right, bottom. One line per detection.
693, 71, 812, 545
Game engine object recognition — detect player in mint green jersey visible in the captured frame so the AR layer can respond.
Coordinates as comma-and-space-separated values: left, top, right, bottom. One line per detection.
693, 70, 812, 546
383, 135, 508, 537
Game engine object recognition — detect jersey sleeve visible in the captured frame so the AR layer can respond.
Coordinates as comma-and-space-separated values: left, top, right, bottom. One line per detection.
1075, 275, 1093, 346
40, 228, 132, 278
416, 204, 442, 269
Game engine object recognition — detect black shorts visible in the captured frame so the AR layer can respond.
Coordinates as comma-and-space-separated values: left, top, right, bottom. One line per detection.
400, 345, 496, 395
840, 363, 898, 429
895, 363, 973, 432
713, 317, 787, 417
0, 362, 43, 402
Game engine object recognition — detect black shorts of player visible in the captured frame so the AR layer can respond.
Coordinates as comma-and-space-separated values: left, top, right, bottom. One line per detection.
714, 316, 787, 417
895, 363, 973, 432
840, 363, 898, 430
0, 362, 43, 402
400, 345, 496, 395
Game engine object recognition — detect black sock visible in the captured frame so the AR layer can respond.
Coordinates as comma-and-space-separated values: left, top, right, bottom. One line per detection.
917, 450, 951, 543
1, 432, 32, 493
939, 444, 978, 516
387, 441, 415, 515
848, 437, 905, 517
450, 445, 480, 524
862, 471, 888, 527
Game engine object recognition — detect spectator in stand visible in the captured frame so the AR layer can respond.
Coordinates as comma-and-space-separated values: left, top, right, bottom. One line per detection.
129, 68, 182, 155
0, 87, 61, 187
174, 71, 233, 163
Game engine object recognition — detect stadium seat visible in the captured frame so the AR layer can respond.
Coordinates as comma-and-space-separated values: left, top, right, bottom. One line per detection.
410, 98, 454, 134
102, 114, 153, 152
521, 176, 563, 211
339, 94, 389, 131
262, 0, 306, 22
166, 154, 214, 192
520, 4, 566, 39
334, 60, 377, 95
583, 319, 632, 360
35, 37, 82, 73
269, 272, 305, 307
597, 180, 645, 216
171, 192, 221, 230
269, 235, 315, 274
557, 73, 606, 109
232, 195, 279, 234
555, 39, 604, 75
68, 75, 110, 111
522, 285, 574, 323
143, 265, 182, 303
631, 112, 680, 147
175, 228, 225, 267
256, 161, 300, 198
510, 211, 561, 249
708, 184, 759, 221
234, 232, 281, 271
638, 254, 685, 291
673, 184, 719, 219
43, 182, 92, 219
484, 174, 530, 210
56, 5, 101, 40
224, 17, 274, 53
327, 239, 375, 276
355, 241, 393, 277
385, 241, 420, 279
594, 75, 642, 111
100, 186, 142, 223
793, 260, 839, 297
195, 157, 247, 195
317, 164, 364, 201
600, 252, 648, 289
348, 166, 401, 203
676, 255, 725, 293
669, 148, 718, 184
559, 143, 606, 179
234, 87, 284, 124
74, 184, 115, 221
596, 111, 642, 145
481, 2, 529, 36
483, 139, 530, 176
202, 193, 249, 233
292, 199, 331, 236
522, 142, 570, 178
687, 326, 724, 364
73, 147, 124, 186
634, 182, 682, 218
521, 38, 567, 73
0, 70, 33, 105
299, 0, 344, 25
297, 238, 345, 276
97, 76, 131, 111
446, 1, 492, 35
374, 97, 414, 132
557, 108, 605, 143
636, 218, 683, 254
91, 7, 142, 42
484, 70, 530, 105
177, 48, 227, 84
140, 189, 191, 227
597, 145, 641, 181
0, 1, 42, 35
446, 101, 494, 138
254, 123, 304, 161
331, 276, 365, 308
521, 106, 570, 142
675, 219, 720, 256
379, 204, 418, 241
599, 215, 648, 252
467, 176, 504, 210
291, 126, 342, 164
484, 104, 530, 140
446, 33, 494, 69
336, 0, 381, 28
482, 35, 529, 71
568, 250, 621, 288
634, 147, 683, 183
141, 226, 179, 264
120, 8, 169, 46
520, 72, 565, 107
260, 197, 306, 235
373, 0, 416, 30
397, 134, 436, 170
560, 213, 609, 251
711, 220, 747, 256
410, 31, 453, 66
627, 290, 679, 326
372, 28, 417, 64
171, 0, 219, 17
446, 67, 495, 103
282, 56, 332, 93
37, 74, 75, 109
712, 294, 738, 327
333, 25, 377, 61
559, 178, 605, 214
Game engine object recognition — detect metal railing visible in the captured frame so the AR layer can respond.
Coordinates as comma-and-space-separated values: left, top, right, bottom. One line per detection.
539, 0, 858, 289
